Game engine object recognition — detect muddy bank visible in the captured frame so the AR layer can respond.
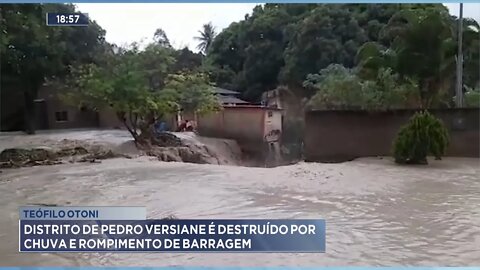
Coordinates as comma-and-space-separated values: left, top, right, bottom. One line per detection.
150, 132, 242, 165
0, 129, 243, 168
0, 146, 128, 168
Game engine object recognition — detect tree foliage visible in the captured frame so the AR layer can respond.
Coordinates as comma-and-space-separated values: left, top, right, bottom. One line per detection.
171, 47, 203, 73
387, 9, 456, 107
458, 19, 480, 89
393, 111, 449, 164
356, 8, 479, 108
205, 4, 456, 102
64, 43, 217, 145
0, 4, 107, 133
153, 28, 172, 48
281, 5, 368, 85
305, 64, 421, 110
64, 46, 176, 143
163, 73, 221, 115
195, 22, 216, 54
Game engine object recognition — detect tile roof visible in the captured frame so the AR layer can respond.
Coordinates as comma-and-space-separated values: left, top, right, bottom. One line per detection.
218, 95, 250, 105
213, 87, 240, 95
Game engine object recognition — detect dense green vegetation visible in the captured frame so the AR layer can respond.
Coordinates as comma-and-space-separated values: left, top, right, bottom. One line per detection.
1, 4, 107, 133
393, 111, 449, 164
303, 65, 420, 110
63, 43, 218, 145
205, 4, 479, 108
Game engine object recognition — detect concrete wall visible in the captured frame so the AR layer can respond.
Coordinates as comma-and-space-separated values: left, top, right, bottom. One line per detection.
198, 106, 282, 152
305, 109, 479, 162
1, 84, 97, 131
262, 87, 306, 146
264, 109, 282, 142
98, 108, 123, 129
37, 86, 98, 130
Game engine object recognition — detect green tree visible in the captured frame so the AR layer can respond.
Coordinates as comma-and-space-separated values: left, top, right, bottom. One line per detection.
389, 9, 456, 107
206, 4, 316, 99
240, 5, 294, 100
304, 64, 420, 110
304, 65, 365, 110
171, 47, 203, 73
356, 42, 397, 79
140, 43, 176, 91
458, 18, 480, 89
153, 28, 172, 48
163, 73, 221, 115
206, 4, 434, 101
195, 22, 216, 54
64, 46, 178, 144
281, 5, 368, 86
357, 8, 466, 108
65, 44, 218, 146
0, 4, 106, 133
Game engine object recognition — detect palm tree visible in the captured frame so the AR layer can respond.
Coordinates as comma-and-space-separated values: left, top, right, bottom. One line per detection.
356, 41, 397, 80
195, 22, 216, 55
458, 18, 480, 93
392, 9, 457, 108
357, 9, 458, 108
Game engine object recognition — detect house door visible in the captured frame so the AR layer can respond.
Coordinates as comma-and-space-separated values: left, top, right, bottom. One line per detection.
34, 99, 49, 130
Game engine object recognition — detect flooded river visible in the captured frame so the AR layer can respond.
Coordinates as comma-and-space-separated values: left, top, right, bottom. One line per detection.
0, 130, 479, 266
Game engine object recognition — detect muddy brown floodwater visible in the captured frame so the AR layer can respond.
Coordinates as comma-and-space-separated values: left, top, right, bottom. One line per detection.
0, 130, 479, 266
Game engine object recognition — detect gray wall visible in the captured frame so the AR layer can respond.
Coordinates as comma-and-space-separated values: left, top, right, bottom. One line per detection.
305, 109, 479, 162
37, 86, 98, 130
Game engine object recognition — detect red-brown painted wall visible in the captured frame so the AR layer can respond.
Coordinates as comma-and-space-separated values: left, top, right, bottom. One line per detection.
197, 106, 282, 152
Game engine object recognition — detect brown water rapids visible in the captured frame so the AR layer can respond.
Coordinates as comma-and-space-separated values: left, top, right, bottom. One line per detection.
0, 130, 479, 266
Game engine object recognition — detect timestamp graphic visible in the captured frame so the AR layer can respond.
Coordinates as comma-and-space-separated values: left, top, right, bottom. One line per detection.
46, 13, 89, 26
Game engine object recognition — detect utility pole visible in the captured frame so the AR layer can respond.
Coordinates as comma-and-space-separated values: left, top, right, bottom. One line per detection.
455, 3, 464, 107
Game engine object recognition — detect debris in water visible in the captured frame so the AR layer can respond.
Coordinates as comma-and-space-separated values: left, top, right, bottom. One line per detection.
0, 147, 63, 168
162, 214, 178, 220
56, 146, 89, 157
30, 203, 58, 207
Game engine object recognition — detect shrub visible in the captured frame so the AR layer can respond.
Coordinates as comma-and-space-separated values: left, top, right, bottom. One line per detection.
304, 64, 421, 110
393, 111, 449, 164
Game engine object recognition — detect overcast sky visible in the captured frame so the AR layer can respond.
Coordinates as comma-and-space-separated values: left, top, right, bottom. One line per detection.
75, 3, 480, 52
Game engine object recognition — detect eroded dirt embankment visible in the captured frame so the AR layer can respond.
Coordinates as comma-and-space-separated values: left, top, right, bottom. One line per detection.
0, 129, 243, 169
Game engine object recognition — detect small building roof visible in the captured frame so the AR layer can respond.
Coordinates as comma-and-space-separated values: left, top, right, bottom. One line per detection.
213, 87, 240, 95
218, 95, 250, 105
223, 104, 282, 111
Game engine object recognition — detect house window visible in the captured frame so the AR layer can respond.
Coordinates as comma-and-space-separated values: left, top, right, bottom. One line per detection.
267, 111, 273, 117
55, 111, 68, 122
